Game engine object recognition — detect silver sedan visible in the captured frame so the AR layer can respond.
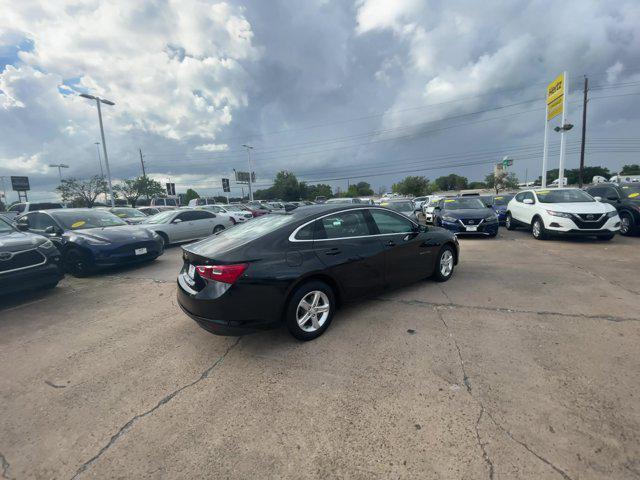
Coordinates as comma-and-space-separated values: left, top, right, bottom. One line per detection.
141, 208, 234, 246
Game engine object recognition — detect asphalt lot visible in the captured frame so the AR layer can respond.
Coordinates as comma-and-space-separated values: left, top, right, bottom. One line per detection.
1, 229, 639, 479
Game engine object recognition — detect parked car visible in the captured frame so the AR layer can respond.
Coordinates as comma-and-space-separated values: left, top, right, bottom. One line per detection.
138, 206, 176, 216
188, 197, 218, 207
422, 196, 443, 224
150, 197, 179, 207
16, 209, 163, 276
0, 215, 63, 294
198, 204, 253, 224
325, 198, 363, 204
413, 196, 429, 210
243, 202, 271, 217
489, 194, 514, 225
505, 188, 620, 240
585, 183, 640, 235
433, 197, 499, 237
4, 201, 64, 220
142, 208, 233, 246
379, 199, 419, 220
108, 207, 148, 224
177, 204, 459, 340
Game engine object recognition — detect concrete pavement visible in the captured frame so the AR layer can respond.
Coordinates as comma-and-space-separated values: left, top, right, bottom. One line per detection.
1, 230, 638, 479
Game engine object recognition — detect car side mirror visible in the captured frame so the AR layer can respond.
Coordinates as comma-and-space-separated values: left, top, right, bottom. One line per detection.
16, 221, 29, 231
44, 225, 61, 235
523, 198, 534, 205
593, 196, 602, 202
172, 218, 182, 224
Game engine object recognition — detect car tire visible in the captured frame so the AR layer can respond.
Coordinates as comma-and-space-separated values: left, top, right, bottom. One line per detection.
487, 230, 498, 238
531, 217, 547, 240
157, 232, 169, 248
285, 280, 336, 341
43, 281, 59, 290
597, 233, 615, 241
213, 225, 225, 234
619, 211, 634, 236
505, 213, 516, 230
64, 248, 94, 277
433, 245, 455, 282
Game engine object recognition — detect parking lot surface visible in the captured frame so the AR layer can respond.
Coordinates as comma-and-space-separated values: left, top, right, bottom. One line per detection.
1, 230, 639, 479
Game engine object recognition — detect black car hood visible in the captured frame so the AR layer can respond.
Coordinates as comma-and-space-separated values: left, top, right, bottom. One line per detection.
442, 208, 494, 218
0, 230, 48, 252
66, 225, 155, 242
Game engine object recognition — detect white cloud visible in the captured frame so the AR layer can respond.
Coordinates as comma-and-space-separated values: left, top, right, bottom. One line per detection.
194, 143, 230, 152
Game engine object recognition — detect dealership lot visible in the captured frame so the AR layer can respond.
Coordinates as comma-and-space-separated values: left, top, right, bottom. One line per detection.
1, 231, 638, 479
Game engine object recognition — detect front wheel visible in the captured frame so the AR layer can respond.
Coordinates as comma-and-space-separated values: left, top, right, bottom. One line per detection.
433, 246, 455, 282
285, 281, 336, 341
505, 213, 516, 230
532, 218, 547, 240
64, 248, 94, 277
619, 212, 634, 236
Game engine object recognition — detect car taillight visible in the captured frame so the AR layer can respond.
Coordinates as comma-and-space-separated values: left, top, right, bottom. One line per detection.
195, 263, 248, 284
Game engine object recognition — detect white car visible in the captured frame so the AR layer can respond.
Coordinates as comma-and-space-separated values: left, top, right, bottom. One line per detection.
505, 188, 620, 240
142, 208, 234, 246
422, 196, 443, 224
199, 204, 253, 224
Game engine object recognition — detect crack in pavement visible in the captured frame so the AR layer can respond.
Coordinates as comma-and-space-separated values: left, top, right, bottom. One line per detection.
435, 307, 573, 480
70, 337, 242, 480
376, 297, 639, 323
0, 452, 12, 480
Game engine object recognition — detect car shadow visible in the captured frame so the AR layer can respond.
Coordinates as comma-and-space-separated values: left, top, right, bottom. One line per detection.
0, 286, 61, 315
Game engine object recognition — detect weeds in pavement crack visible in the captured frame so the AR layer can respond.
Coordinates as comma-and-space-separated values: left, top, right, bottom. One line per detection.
70, 337, 242, 479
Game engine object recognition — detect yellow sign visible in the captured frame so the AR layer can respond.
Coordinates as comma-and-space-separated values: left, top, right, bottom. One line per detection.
546, 73, 565, 121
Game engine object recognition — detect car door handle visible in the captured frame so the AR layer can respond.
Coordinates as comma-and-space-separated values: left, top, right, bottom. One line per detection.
385, 240, 396, 247
325, 248, 341, 256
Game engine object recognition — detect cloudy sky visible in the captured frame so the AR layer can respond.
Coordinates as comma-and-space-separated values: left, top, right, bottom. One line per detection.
1, 0, 639, 202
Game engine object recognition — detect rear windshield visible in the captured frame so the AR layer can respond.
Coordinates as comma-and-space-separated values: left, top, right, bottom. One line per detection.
31, 203, 63, 210
110, 208, 146, 218
144, 210, 177, 224
535, 189, 594, 203
382, 201, 413, 211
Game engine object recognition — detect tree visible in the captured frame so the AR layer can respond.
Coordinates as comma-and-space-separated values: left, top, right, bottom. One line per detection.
536, 166, 610, 186
391, 176, 431, 196
434, 174, 468, 191
377, 185, 387, 196
56, 176, 107, 208
114, 176, 166, 207
184, 188, 200, 204
468, 181, 487, 189
346, 181, 374, 197
621, 164, 640, 175
485, 171, 519, 193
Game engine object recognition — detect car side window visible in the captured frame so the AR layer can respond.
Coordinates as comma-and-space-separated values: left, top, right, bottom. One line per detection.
176, 211, 196, 222
316, 211, 371, 239
370, 209, 414, 234
514, 192, 525, 203
192, 211, 215, 220
604, 187, 619, 199
28, 212, 57, 231
9, 203, 25, 213
295, 221, 318, 240
523, 192, 535, 203
587, 187, 604, 198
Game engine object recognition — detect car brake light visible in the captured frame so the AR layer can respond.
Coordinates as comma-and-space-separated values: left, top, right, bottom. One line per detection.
195, 263, 248, 284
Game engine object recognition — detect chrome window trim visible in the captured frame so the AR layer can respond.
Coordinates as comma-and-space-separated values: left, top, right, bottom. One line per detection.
0, 248, 47, 275
288, 207, 418, 243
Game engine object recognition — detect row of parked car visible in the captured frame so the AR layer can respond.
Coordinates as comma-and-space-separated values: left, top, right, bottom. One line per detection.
412, 182, 640, 240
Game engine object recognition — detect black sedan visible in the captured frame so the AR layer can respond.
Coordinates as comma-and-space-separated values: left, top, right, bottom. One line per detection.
16, 209, 164, 276
177, 204, 459, 340
0, 216, 63, 295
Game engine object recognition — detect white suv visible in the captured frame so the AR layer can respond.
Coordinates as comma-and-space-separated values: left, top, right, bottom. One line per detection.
505, 188, 620, 240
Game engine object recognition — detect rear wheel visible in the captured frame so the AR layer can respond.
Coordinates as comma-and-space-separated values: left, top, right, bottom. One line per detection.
213, 225, 225, 234
64, 248, 94, 277
433, 246, 455, 282
505, 213, 516, 230
532, 217, 547, 240
285, 281, 335, 341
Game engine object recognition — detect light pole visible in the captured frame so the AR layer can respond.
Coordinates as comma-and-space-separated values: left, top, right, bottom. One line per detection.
242, 144, 254, 201
94, 142, 104, 177
554, 123, 574, 186
49, 163, 69, 181
80, 93, 116, 207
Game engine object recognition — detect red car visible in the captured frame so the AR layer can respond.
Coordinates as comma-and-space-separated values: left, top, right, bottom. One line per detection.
242, 203, 270, 217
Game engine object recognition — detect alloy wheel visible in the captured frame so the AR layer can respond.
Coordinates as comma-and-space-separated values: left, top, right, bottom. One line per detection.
532, 220, 541, 238
620, 215, 630, 235
440, 250, 454, 277
296, 291, 330, 332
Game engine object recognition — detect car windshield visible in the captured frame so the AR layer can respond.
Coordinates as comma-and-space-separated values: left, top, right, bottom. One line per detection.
51, 210, 127, 230
492, 195, 513, 206
326, 198, 353, 204
383, 201, 413, 211
0, 217, 14, 233
621, 184, 640, 200
442, 198, 486, 209
110, 208, 146, 218
478, 196, 493, 207
535, 189, 594, 203
144, 210, 177, 224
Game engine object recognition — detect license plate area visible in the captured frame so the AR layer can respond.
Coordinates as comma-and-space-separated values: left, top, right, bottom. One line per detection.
465, 225, 478, 232
135, 247, 147, 255
188, 264, 196, 279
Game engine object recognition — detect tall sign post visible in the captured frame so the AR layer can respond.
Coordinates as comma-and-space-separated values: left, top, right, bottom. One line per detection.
543, 72, 567, 187
11, 176, 30, 202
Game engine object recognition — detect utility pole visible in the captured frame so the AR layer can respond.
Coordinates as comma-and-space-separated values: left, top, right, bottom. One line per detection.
95, 142, 104, 177
578, 76, 589, 188
139, 147, 149, 203
241, 144, 254, 201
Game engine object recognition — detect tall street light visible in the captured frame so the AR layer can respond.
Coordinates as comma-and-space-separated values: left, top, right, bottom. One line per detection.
80, 93, 116, 207
241, 144, 254, 201
94, 142, 104, 177
49, 163, 69, 181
